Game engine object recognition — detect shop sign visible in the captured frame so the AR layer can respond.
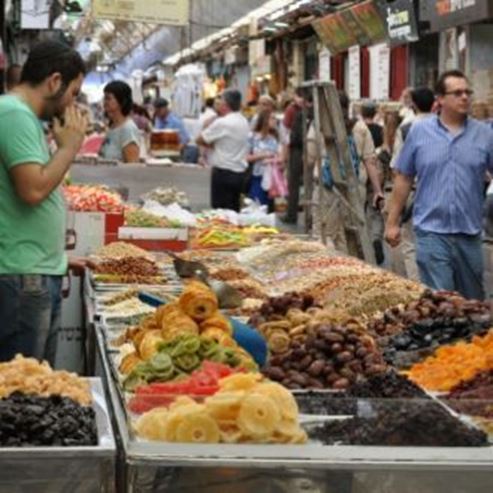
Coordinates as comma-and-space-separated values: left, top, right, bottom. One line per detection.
93, 0, 189, 26
318, 47, 331, 82
350, 0, 387, 45
420, 0, 493, 32
252, 55, 272, 78
21, 0, 50, 29
369, 43, 390, 100
379, 0, 419, 45
312, 13, 357, 54
312, 1, 386, 54
348, 45, 361, 100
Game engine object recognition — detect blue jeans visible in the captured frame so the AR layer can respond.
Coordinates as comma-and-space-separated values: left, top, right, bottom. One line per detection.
0, 275, 63, 364
415, 230, 484, 300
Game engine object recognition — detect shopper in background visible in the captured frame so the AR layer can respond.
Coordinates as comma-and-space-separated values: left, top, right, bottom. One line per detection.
0, 41, 88, 364
99, 80, 141, 163
387, 87, 435, 281
385, 70, 493, 300
361, 101, 383, 149
250, 94, 276, 130
281, 87, 307, 224
199, 97, 217, 128
132, 103, 152, 133
153, 97, 190, 146
6, 63, 22, 92
197, 89, 250, 212
247, 110, 279, 210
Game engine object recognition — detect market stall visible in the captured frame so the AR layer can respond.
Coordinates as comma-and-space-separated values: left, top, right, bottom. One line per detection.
79, 234, 493, 493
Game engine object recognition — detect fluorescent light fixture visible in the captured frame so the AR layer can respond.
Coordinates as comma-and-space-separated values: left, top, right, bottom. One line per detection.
263, 26, 277, 32
274, 22, 289, 28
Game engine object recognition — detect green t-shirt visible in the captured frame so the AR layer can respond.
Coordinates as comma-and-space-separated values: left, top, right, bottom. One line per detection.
0, 95, 67, 275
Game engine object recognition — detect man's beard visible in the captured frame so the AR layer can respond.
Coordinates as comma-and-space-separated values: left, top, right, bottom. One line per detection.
41, 86, 66, 121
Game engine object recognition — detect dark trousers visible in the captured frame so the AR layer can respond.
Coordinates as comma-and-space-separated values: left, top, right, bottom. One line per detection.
211, 167, 246, 212
286, 146, 303, 221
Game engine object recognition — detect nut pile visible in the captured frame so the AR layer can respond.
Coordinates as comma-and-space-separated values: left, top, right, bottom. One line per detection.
310, 400, 488, 447
94, 256, 160, 277
0, 392, 97, 447
262, 324, 386, 390
94, 241, 152, 259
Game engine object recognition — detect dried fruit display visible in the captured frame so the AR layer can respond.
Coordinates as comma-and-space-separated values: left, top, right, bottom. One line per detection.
63, 184, 123, 212
262, 324, 385, 390
408, 331, 493, 391
210, 267, 251, 282
134, 374, 306, 444
94, 256, 160, 277
0, 355, 92, 405
191, 226, 251, 249
310, 400, 488, 447
101, 288, 139, 306
125, 208, 182, 228
93, 274, 167, 285
0, 393, 97, 447
95, 241, 152, 260
226, 279, 268, 301
142, 186, 189, 207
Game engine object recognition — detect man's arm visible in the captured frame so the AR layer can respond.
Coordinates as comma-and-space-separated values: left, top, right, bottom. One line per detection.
9, 106, 87, 206
384, 172, 413, 247
390, 127, 404, 170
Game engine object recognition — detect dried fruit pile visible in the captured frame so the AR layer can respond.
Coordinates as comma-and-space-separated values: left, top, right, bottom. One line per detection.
408, 331, 493, 391
134, 374, 306, 444
445, 370, 493, 418
95, 256, 160, 277
126, 208, 181, 228
63, 184, 123, 212
94, 241, 152, 260
262, 324, 386, 390
0, 393, 97, 447
310, 400, 488, 447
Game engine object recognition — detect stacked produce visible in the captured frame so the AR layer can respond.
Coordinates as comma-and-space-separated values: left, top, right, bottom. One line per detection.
125, 208, 182, 228
63, 184, 123, 212
93, 256, 167, 285
122, 334, 245, 390
407, 330, 493, 391
0, 356, 96, 447
262, 323, 385, 390
310, 399, 488, 447
367, 290, 491, 367
0, 355, 92, 405
95, 241, 152, 260
118, 282, 256, 379
134, 373, 307, 444
128, 361, 241, 413
142, 186, 189, 207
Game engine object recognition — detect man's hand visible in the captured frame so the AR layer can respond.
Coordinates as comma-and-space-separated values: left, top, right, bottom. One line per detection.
385, 224, 402, 248
372, 192, 385, 210
53, 106, 88, 154
68, 256, 96, 274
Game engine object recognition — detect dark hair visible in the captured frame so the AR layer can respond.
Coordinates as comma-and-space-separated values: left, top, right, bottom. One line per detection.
104, 80, 133, 116
223, 89, 242, 112
435, 70, 468, 96
254, 109, 271, 134
204, 97, 215, 109
20, 41, 85, 87
154, 97, 169, 109
411, 87, 435, 113
132, 103, 151, 120
6, 63, 21, 86
361, 102, 377, 119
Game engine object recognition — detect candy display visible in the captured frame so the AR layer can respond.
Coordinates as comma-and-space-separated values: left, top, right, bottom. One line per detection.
0, 355, 92, 406
262, 324, 386, 390
310, 399, 488, 447
134, 374, 307, 444
0, 392, 97, 447
63, 184, 123, 212
122, 334, 246, 391
407, 330, 493, 391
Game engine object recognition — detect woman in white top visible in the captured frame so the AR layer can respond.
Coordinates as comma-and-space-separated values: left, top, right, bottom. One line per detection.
99, 81, 141, 163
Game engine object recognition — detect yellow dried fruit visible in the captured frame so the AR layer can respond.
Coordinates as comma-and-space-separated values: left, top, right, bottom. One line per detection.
175, 412, 220, 443
237, 393, 281, 438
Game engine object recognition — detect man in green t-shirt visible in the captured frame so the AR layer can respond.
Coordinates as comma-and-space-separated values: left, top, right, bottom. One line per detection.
0, 41, 88, 364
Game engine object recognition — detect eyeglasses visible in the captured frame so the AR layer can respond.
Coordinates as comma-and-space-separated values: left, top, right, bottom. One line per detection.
444, 89, 474, 98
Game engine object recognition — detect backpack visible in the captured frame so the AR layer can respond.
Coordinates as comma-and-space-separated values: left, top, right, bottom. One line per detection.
321, 135, 360, 190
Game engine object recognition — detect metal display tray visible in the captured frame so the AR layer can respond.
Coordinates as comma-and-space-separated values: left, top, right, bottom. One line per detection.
0, 378, 116, 493
93, 325, 493, 472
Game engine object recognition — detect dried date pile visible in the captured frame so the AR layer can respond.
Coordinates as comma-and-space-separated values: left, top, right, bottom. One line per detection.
262, 323, 386, 390
0, 392, 97, 447
310, 400, 488, 447
367, 291, 491, 365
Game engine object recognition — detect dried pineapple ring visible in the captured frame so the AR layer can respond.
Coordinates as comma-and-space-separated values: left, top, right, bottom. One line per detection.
164, 403, 205, 441
175, 412, 220, 443
254, 382, 299, 421
219, 373, 262, 391
169, 396, 197, 410
275, 418, 301, 437
237, 393, 281, 438
135, 407, 169, 441
205, 391, 245, 421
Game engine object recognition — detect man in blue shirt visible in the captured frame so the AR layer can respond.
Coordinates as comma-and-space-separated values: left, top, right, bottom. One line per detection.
153, 98, 190, 146
385, 70, 493, 300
